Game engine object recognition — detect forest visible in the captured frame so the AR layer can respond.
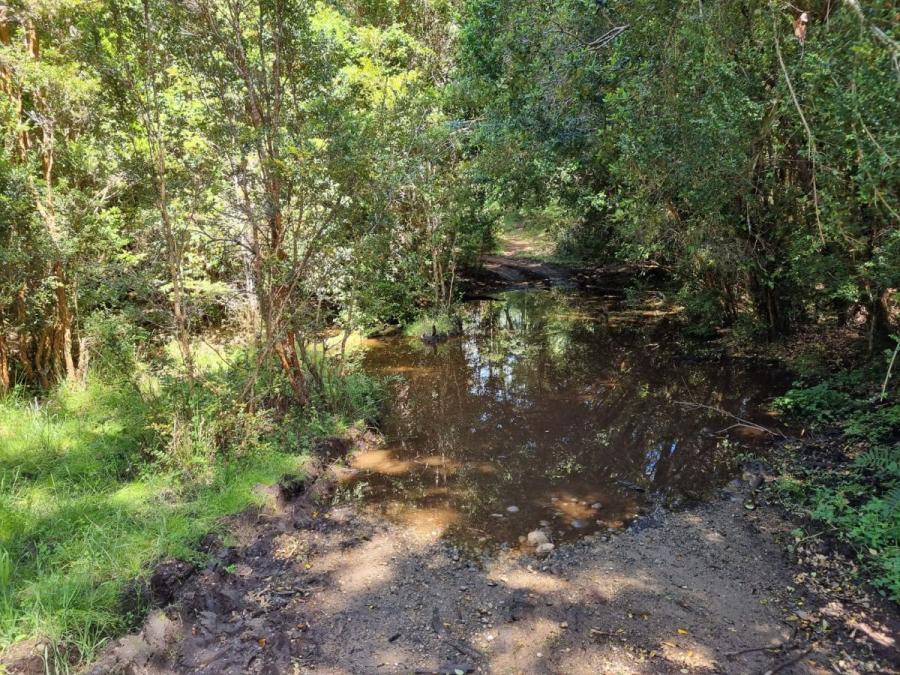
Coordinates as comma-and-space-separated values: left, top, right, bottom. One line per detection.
1, 0, 898, 672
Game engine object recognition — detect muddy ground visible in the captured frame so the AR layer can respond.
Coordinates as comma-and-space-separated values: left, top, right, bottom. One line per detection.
75, 458, 898, 675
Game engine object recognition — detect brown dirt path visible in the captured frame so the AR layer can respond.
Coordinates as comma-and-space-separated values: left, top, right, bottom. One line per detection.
80, 467, 898, 675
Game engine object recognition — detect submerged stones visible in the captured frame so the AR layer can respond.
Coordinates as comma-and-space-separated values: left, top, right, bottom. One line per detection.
526, 530, 549, 546
535, 543, 555, 557
526, 529, 554, 557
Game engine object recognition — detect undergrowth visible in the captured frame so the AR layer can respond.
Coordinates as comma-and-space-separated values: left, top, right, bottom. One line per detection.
403, 311, 463, 339
772, 343, 900, 601
0, 340, 381, 666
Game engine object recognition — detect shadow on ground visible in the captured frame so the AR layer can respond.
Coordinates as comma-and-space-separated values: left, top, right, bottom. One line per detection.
79, 471, 899, 675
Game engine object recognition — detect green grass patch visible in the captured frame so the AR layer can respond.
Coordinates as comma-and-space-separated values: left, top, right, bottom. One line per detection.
0, 379, 308, 662
403, 312, 461, 338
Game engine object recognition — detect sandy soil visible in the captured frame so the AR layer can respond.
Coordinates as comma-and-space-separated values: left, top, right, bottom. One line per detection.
78, 462, 898, 675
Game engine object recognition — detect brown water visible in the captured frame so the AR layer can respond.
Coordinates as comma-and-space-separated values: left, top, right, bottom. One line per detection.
353, 289, 787, 548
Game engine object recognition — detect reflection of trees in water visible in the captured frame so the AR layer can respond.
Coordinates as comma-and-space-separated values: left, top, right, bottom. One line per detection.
362, 290, 786, 539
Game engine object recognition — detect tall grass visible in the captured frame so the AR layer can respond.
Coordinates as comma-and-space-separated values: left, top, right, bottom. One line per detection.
0, 342, 381, 663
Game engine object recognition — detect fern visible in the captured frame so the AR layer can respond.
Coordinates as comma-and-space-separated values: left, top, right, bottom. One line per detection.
880, 484, 900, 519
855, 445, 900, 480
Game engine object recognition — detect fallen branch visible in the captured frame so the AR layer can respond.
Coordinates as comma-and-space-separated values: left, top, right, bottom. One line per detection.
675, 400, 788, 439
762, 647, 812, 675
726, 640, 798, 658
588, 25, 628, 50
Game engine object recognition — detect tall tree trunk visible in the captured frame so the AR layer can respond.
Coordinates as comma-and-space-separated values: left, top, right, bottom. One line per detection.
869, 287, 895, 353
0, 333, 10, 395
0, 7, 27, 159
156, 149, 195, 384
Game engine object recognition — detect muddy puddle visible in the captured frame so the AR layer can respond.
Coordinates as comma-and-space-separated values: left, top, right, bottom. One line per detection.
350, 289, 788, 549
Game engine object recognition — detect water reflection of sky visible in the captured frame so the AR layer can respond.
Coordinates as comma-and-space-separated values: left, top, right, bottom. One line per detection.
357, 289, 789, 547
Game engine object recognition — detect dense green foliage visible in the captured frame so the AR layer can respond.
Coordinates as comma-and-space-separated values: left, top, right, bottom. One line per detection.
453, 0, 899, 338
0, 0, 485, 399
0, 0, 898, 663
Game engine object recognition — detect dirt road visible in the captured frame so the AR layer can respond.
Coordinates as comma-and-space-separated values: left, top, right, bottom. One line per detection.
82, 463, 898, 675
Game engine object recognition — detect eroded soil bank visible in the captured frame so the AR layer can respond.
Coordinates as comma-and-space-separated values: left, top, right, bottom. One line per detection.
81, 465, 897, 674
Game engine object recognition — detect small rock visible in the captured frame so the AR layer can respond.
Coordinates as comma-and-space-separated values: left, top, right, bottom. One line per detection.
590, 502, 602, 510
560, 621, 569, 629
571, 519, 588, 529
535, 543, 555, 557
527, 530, 550, 546
506, 505, 519, 513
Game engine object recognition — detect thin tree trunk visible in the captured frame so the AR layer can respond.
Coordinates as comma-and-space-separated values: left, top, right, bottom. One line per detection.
141, 0, 195, 386
0, 333, 10, 395
54, 262, 76, 381
156, 152, 195, 384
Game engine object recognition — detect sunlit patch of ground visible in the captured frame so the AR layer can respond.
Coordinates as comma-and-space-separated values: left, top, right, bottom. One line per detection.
350, 448, 413, 475
496, 226, 557, 260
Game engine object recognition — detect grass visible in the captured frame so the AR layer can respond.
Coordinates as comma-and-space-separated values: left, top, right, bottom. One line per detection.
0, 377, 310, 663
403, 312, 461, 338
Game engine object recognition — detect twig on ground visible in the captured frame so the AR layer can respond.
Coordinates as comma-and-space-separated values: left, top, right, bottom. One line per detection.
762, 647, 813, 675
675, 400, 787, 438
727, 630, 799, 659
725, 642, 796, 658
444, 638, 484, 660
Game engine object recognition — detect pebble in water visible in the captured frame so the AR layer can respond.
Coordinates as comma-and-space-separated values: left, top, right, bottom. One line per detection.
526, 530, 549, 546
535, 543, 555, 557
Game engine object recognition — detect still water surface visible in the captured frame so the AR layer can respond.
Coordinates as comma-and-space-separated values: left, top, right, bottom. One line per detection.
353, 289, 787, 547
